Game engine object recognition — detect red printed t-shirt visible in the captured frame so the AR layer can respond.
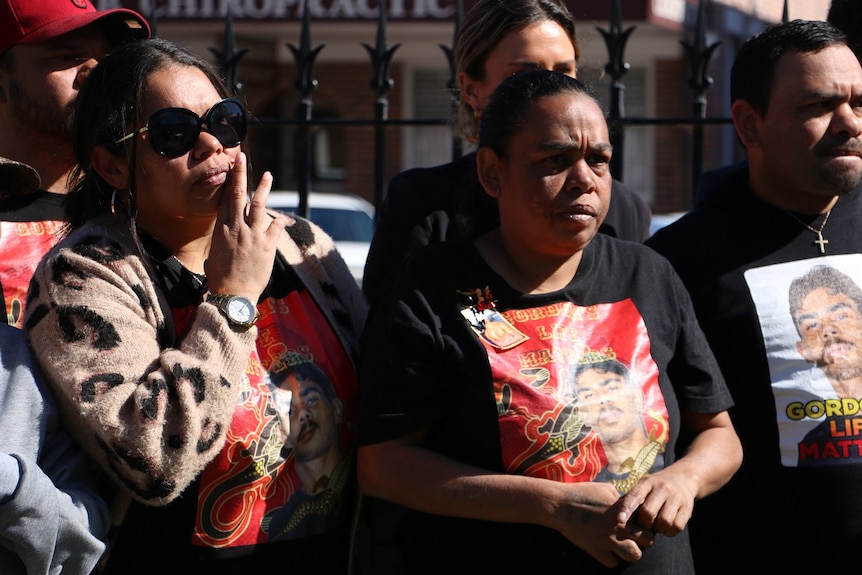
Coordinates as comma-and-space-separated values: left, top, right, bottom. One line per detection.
165, 276, 357, 551
357, 233, 730, 573
479, 299, 669, 490
0, 191, 67, 327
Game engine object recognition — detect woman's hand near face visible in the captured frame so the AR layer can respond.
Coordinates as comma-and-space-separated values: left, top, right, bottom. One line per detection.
204, 152, 289, 300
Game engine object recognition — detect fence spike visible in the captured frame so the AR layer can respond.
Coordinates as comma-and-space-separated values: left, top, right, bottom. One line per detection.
597, 0, 635, 180
210, 1, 248, 97
681, 0, 720, 106
363, 0, 400, 100
288, 0, 325, 105
680, 0, 722, 196
287, 0, 326, 217
362, 0, 400, 210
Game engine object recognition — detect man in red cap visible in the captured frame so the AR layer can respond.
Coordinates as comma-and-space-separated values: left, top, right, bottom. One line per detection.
0, 0, 149, 327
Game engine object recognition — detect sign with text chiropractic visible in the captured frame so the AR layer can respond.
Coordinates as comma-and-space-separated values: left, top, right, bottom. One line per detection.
95, 0, 685, 24
96, 0, 461, 21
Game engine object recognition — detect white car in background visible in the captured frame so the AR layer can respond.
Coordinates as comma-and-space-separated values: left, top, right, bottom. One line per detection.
648, 211, 687, 238
266, 191, 375, 286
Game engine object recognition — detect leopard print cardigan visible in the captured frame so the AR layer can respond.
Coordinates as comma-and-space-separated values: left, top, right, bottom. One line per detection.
23, 212, 367, 506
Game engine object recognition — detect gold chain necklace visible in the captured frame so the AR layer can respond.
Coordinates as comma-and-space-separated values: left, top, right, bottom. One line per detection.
785, 209, 832, 254
172, 256, 207, 288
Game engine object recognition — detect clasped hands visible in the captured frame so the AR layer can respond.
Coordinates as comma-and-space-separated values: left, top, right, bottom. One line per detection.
559, 471, 696, 568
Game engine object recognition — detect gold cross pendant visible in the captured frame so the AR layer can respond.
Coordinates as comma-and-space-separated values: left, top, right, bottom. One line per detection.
814, 232, 828, 254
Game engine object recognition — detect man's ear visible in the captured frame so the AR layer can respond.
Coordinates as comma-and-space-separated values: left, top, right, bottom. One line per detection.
731, 100, 761, 149
476, 147, 502, 198
332, 398, 345, 425
92, 146, 130, 190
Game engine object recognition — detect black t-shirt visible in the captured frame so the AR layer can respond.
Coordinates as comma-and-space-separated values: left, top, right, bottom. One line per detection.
0, 189, 65, 221
359, 232, 730, 574
647, 168, 862, 573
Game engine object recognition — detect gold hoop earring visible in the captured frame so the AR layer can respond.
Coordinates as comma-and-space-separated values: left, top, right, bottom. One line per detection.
111, 189, 134, 219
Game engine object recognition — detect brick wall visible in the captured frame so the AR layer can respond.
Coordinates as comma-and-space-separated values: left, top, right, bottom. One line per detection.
232, 57, 404, 206
652, 58, 691, 213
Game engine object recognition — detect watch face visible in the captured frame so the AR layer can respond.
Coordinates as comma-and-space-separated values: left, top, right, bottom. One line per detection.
227, 297, 255, 323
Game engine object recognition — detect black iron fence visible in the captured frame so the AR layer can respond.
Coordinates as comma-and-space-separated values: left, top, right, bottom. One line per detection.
146, 0, 794, 218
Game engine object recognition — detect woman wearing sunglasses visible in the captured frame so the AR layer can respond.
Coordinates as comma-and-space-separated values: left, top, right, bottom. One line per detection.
23, 38, 366, 574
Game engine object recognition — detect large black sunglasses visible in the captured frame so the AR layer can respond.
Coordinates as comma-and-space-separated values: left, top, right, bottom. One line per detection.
115, 98, 247, 158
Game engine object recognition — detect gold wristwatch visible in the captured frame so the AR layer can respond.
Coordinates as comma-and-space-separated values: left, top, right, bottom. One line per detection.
206, 293, 260, 329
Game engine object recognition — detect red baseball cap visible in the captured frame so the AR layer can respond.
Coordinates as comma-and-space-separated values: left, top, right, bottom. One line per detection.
0, 0, 150, 55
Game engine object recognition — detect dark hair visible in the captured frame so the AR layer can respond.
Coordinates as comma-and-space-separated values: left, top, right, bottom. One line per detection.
272, 362, 338, 402
67, 37, 235, 228
478, 69, 602, 157
731, 19, 848, 115
828, 0, 862, 61
455, 0, 578, 142
789, 265, 862, 333
569, 358, 635, 401
572, 358, 632, 386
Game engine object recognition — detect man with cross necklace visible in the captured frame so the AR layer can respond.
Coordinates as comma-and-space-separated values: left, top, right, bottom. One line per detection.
646, 19, 862, 575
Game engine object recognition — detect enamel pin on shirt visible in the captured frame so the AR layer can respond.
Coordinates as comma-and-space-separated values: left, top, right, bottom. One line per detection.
458, 286, 528, 350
